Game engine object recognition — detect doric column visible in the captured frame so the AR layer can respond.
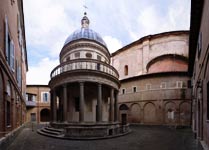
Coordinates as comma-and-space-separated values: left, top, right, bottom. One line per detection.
114, 91, 119, 122
63, 85, 67, 122
58, 95, 62, 121
50, 90, 53, 121
97, 83, 102, 122
110, 88, 114, 122
79, 82, 84, 122
53, 90, 57, 122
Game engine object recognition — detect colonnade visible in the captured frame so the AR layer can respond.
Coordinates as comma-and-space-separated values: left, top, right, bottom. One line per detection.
50, 82, 119, 123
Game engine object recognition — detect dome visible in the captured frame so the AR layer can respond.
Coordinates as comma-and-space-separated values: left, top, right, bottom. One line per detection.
64, 28, 107, 47
64, 13, 107, 47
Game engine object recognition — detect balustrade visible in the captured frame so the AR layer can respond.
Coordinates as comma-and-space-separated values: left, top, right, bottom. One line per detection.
51, 59, 119, 79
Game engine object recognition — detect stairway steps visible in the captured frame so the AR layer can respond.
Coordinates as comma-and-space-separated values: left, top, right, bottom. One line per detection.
41, 128, 61, 135
45, 127, 63, 133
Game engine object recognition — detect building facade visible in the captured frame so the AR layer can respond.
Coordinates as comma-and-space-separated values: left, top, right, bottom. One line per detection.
189, 0, 209, 149
0, 0, 28, 138
38, 13, 129, 139
112, 31, 192, 126
26, 85, 50, 123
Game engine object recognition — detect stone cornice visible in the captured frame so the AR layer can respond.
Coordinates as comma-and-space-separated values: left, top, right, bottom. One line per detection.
49, 70, 120, 90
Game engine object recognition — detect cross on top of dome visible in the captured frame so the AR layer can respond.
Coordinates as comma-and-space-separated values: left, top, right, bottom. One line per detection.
81, 12, 89, 28
63, 12, 107, 47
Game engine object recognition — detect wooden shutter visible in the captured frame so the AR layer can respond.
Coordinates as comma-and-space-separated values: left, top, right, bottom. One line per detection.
5, 16, 9, 61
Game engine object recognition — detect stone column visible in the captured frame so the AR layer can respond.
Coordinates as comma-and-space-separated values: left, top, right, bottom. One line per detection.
50, 90, 53, 121
114, 91, 119, 122
58, 95, 62, 121
63, 85, 67, 122
97, 83, 102, 122
110, 88, 114, 122
53, 90, 57, 122
79, 82, 84, 122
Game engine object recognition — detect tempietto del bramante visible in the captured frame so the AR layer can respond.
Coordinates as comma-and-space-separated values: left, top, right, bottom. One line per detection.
38, 13, 130, 139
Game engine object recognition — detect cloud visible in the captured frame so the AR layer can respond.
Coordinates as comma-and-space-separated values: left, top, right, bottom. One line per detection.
26, 58, 59, 85
103, 36, 123, 53
131, 0, 190, 40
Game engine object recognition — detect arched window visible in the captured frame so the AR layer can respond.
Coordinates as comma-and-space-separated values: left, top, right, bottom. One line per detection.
124, 65, 128, 76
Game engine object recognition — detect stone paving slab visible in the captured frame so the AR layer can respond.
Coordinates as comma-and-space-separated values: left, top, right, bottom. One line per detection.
6, 125, 203, 150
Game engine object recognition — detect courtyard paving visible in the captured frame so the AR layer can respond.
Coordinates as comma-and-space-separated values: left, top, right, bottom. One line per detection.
6, 124, 203, 150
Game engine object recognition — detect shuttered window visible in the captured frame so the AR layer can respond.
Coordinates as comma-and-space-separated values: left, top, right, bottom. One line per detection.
5, 16, 15, 72
5, 16, 9, 61
10, 41, 15, 71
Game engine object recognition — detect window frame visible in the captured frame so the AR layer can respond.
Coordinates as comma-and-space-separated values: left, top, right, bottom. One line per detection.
161, 82, 166, 89
176, 81, 183, 88
41, 92, 49, 103
133, 86, 137, 93
5, 16, 15, 72
121, 88, 126, 94
146, 84, 151, 90
97, 55, 101, 61
74, 52, 80, 58
86, 52, 92, 58
124, 65, 128, 76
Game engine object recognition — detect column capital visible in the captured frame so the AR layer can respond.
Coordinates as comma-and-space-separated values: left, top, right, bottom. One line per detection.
79, 82, 84, 86
97, 83, 102, 86
62, 84, 67, 88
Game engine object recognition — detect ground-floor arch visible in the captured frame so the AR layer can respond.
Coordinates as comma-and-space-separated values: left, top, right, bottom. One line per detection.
129, 103, 141, 123
164, 102, 176, 124
143, 102, 156, 124
40, 108, 50, 122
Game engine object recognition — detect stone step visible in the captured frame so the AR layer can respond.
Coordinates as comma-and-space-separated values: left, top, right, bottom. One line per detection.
37, 129, 64, 138
45, 127, 63, 133
41, 128, 61, 135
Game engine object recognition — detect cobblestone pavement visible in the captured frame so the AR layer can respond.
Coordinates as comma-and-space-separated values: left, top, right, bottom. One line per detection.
6, 124, 203, 150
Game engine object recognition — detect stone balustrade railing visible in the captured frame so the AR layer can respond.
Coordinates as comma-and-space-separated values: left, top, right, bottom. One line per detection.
51, 59, 119, 79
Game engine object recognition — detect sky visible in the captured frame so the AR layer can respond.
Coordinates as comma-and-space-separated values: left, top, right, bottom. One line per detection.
23, 0, 191, 85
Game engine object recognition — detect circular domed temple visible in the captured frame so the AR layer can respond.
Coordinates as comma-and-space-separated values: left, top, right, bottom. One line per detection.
38, 13, 130, 139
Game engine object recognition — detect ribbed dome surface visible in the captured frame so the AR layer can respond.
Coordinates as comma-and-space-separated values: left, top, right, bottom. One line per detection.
64, 28, 107, 47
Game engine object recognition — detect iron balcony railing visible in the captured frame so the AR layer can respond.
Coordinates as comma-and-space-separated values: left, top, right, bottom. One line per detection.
51, 59, 119, 79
